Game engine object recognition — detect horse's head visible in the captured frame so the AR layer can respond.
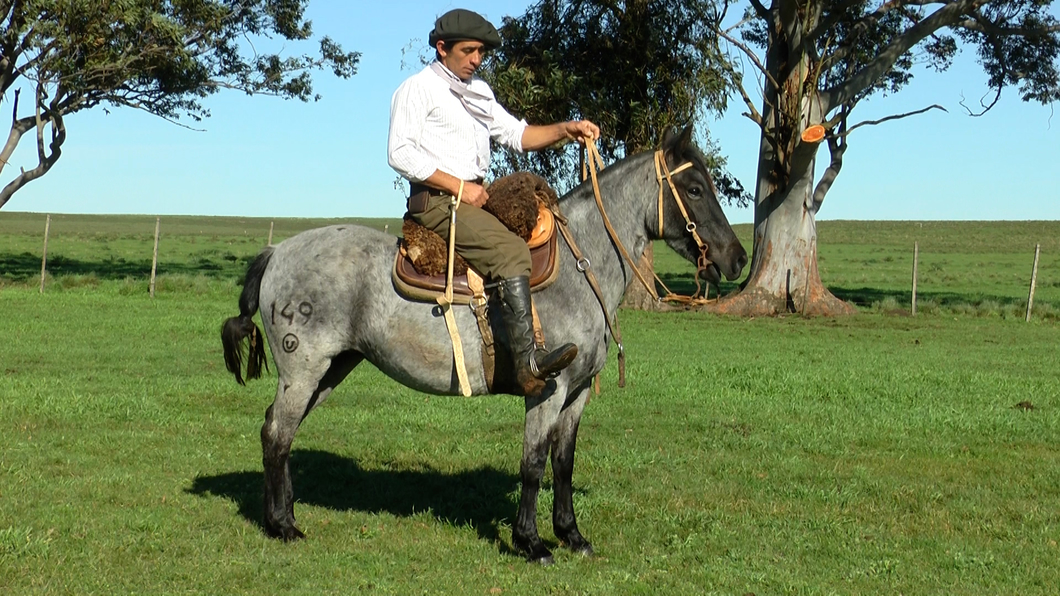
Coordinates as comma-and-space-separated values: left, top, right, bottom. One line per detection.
654, 126, 747, 284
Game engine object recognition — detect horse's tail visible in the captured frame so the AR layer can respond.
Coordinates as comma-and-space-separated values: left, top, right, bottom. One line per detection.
221, 247, 274, 385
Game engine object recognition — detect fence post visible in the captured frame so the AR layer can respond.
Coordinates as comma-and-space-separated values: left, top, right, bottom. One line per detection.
267, 221, 274, 246
1026, 243, 1041, 322
911, 241, 919, 316
150, 217, 160, 298
39, 214, 51, 294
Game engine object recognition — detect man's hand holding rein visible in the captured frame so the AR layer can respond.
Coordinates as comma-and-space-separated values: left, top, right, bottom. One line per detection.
565, 120, 600, 145
521, 119, 601, 152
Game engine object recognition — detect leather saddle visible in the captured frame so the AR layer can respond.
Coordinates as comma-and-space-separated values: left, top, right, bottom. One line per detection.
393, 201, 560, 304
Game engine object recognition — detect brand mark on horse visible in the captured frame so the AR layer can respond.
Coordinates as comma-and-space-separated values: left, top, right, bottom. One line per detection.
282, 334, 299, 353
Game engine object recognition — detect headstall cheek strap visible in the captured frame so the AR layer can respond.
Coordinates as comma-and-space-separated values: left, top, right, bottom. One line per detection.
653, 150, 704, 250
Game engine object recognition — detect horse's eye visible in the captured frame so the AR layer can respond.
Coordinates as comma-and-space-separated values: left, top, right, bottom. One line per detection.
687, 186, 703, 199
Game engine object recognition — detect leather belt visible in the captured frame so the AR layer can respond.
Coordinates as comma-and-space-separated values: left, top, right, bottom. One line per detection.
407, 179, 484, 214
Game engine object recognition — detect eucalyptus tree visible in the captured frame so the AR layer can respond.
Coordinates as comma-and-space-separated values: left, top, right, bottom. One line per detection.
480, 0, 750, 308
714, 0, 1060, 315
0, 0, 359, 209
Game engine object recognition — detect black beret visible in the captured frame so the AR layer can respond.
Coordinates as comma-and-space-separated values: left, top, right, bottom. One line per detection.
429, 9, 502, 49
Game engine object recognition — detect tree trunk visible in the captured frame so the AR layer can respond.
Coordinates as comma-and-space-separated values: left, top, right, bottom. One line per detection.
621, 243, 660, 311
711, 167, 854, 317
708, 8, 853, 318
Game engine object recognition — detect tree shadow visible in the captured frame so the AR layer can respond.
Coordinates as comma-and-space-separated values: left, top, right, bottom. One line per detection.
655, 271, 742, 298
186, 449, 520, 545
829, 286, 1038, 308
0, 251, 250, 282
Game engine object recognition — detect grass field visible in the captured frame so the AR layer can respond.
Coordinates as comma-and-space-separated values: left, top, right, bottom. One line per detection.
2, 213, 1059, 594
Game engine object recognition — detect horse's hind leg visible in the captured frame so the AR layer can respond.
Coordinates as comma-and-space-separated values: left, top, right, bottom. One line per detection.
551, 383, 594, 556
262, 350, 363, 540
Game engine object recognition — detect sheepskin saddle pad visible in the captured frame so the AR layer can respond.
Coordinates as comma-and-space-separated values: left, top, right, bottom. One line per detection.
393, 172, 561, 304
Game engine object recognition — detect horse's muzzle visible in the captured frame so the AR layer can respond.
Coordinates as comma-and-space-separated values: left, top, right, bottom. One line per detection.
713, 240, 748, 281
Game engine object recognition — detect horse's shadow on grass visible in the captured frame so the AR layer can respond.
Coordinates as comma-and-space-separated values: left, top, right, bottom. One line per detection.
186, 449, 520, 545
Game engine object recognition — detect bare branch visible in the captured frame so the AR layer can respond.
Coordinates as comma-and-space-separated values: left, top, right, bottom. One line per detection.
808, 0, 884, 45
717, 27, 782, 92
956, 15, 1060, 38
838, 103, 948, 137
0, 92, 35, 177
719, 58, 763, 125
723, 14, 754, 36
0, 110, 63, 210
810, 114, 848, 214
958, 87, 1002, 116
747, 0, 769, 20
101, 98, 208, 131
9, 86, 18, 123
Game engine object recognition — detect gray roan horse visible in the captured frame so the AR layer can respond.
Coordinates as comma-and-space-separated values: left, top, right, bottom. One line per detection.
221, 126, 747, 564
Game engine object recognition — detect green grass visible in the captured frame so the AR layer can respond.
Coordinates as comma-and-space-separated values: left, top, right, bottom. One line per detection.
2, 213, 1060, 594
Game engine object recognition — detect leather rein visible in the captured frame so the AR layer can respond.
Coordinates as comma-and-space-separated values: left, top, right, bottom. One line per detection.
550, 140, 718, 388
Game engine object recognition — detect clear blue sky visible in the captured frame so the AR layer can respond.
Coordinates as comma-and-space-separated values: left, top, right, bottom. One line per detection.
4, 1, 1058, 224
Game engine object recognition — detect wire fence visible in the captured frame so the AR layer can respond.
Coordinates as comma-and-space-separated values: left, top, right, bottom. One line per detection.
5, 213, 1056, 320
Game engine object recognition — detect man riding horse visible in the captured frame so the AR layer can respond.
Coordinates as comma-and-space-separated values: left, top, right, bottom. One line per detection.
388, 9, 600, 398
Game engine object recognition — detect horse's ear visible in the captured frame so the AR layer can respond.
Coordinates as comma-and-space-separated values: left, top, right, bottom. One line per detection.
662, 125, 694, 161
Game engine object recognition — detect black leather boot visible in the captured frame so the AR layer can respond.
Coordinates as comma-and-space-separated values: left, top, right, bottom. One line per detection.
494, 276, 578, 397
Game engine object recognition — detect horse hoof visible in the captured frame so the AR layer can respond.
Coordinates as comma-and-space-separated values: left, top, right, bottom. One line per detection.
530, 552, 555, 566
561, 538, 594, 557
513, 535, 553, 564
282, 526, 306, 542
559, 531, 594, 557
265, 521, 305, 542
570, 543, 595, 557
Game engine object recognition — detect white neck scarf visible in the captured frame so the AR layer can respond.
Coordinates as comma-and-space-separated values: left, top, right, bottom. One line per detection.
430, 61, 494, 124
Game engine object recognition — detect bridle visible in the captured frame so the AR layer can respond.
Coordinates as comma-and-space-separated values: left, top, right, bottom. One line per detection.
653, 149, 716, 299
579, 140, 716, 304
550, 139, 720, 388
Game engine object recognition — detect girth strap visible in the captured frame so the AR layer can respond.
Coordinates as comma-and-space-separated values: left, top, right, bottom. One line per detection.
552, 205, 627, 389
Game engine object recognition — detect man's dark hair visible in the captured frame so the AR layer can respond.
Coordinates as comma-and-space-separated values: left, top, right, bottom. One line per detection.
434, 40, 454, 62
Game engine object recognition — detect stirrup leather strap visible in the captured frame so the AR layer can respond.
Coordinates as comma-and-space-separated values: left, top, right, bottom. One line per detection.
436, 181, 473, 396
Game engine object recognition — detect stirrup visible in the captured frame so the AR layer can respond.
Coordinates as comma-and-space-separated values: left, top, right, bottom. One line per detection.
528, 344, 578, 380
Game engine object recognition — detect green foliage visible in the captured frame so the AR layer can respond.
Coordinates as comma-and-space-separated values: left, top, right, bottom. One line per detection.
2, 0, 359, 117
480, 0, 748, 204
730, 1, 1060, 174
0, 1, 360, 207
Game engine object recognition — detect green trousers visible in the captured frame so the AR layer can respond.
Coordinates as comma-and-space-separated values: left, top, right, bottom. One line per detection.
410, 194, 532, 281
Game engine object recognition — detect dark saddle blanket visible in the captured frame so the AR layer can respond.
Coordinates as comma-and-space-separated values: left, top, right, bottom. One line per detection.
393, 172, 561, 303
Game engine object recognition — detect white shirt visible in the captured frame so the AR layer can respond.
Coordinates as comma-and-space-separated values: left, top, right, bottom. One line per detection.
388, 63, 528, 183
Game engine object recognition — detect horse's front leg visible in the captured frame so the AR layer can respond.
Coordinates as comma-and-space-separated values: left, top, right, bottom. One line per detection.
512, 383, 566, 564
551, 383, 594, 556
